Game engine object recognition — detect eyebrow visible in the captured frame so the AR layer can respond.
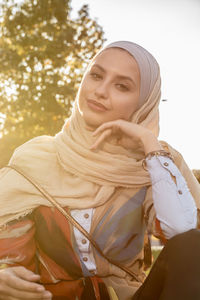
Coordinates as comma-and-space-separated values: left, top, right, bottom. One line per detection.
91, 64, 136, 86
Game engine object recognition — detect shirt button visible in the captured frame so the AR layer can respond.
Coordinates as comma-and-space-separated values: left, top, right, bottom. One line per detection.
83, 257, 88, 262
84, 213, 89, 219
164, 162, 169, 167
82, 239, 87, 244
178, 190, 183, 195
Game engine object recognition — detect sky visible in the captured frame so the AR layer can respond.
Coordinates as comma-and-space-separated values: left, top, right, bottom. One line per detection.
71, 0, 200, 169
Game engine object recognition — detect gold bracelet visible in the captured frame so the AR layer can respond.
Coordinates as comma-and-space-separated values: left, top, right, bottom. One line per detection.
145, 150, 174, 161
142, 150, 174, 171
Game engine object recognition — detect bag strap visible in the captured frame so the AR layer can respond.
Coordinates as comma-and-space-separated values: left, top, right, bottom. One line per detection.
6, 164, 141, 282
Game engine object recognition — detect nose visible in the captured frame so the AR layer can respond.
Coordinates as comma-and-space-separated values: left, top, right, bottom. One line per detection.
94, 81, 109, 99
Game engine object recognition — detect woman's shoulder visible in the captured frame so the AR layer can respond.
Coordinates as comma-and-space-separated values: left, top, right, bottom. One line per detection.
15, 135, 54, 151
15, 135, 55, 153
160, 140, 183, 164
9, 135, 56, 166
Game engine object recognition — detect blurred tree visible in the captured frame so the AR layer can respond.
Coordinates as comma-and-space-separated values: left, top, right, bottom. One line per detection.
0, 0, 105, 167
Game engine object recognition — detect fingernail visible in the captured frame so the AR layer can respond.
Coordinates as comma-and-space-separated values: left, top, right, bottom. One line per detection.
32, 274, 40, 279
43, 291, 52, 297
37, 285, 45, 292
31, 274, 40, 280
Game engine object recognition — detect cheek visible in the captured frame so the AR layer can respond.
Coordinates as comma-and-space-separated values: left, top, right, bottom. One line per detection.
78, 79, 89, 106
79, 77, 94, 100
113, 96, 139, 120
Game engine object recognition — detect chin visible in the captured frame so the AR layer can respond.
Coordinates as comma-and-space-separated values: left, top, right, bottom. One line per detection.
78, 105, 104, 129
82, 113, 104, 129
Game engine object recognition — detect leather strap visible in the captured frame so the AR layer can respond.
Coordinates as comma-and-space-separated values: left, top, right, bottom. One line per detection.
6, 164, 141, 282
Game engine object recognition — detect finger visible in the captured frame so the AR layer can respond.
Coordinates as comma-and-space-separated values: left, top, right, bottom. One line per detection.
13, 266, 41, 283
90, 129, 112, 150
6, 275, 45, 293
0, 296, 18, 300
1, 269, 44, 294
92, 121, 117, 136
0, 284, 52, 299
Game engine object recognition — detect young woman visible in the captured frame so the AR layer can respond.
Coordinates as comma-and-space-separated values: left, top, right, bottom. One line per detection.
0, 41, 200, 300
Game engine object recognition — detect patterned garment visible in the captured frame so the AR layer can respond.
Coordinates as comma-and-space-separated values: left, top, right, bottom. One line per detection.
0, 187, 149, 299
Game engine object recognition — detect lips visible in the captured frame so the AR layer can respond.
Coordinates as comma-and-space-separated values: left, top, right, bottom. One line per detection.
87, 99, 108, 112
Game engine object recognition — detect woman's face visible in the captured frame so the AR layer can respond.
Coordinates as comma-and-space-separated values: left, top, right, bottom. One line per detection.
78, 48, 141, 128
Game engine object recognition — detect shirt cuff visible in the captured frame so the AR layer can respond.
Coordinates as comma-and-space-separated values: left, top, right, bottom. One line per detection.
145, 155, 174, 184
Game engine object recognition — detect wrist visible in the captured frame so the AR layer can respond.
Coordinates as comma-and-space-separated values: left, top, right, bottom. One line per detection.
140, 131, 163, 155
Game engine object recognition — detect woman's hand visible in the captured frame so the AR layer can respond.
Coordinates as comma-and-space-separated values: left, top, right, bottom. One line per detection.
0, 266, 52, 300
91, 119, 162, 154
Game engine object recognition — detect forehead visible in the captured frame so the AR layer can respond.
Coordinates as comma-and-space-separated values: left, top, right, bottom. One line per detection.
91, 48, 140, 79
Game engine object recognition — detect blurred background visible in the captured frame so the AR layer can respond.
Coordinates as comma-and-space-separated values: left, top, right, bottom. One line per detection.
0, 0, 199, 182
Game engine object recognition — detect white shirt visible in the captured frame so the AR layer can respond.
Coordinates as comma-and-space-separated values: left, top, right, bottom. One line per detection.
70, 209, 97, 273
71, 156, 197, 271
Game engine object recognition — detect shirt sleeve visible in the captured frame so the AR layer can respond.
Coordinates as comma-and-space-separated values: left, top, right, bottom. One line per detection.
146, 155, 197, 239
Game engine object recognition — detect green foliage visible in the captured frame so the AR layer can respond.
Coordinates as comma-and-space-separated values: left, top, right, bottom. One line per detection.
0, 0, 105, 167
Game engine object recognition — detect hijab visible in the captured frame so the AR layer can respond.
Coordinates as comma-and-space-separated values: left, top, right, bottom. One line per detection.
52, 41, 161, 186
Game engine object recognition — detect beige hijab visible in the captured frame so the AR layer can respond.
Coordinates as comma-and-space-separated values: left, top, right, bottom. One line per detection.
53, 41, 161, 185
0, 41, 184, 228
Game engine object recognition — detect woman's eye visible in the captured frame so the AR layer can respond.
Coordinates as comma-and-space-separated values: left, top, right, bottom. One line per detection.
115, 83, 129, 91
90, 72, 102, 80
